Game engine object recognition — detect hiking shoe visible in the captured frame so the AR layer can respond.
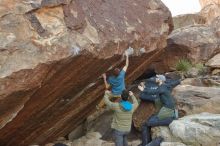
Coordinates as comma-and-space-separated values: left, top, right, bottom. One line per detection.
145, 136, 164, 146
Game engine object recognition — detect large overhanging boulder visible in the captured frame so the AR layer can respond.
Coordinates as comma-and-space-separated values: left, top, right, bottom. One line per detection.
0, 0, 172, 145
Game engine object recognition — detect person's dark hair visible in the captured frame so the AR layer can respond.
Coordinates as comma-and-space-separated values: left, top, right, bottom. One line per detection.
113, 68, 120, 77
121, 90, 129, 101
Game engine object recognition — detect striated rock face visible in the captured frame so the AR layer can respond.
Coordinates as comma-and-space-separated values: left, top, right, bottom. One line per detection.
133, 101, 156, 130
0, 0, 172, 145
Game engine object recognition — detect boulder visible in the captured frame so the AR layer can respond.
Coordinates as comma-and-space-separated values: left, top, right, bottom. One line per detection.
151, 127, 180, 142
149, 5, 220, 73
151, 24, 220, 73
85, 109, 114, 141
212, 69, 220, 75
200, 0, 220, 8
206, 53, 220, 68
173, 84, 220, 115
186, 67, 200, 78
70, 132, 140, 146
170, 113, 220, 146
212, 16, 220, 38
167, 25, 220, 64
173, 14, 206, 30
0, 0, 173, 145
160, 142, 186, 146
200, 4, 220, 24
72, 132, 103, 146
180, 77, 220, 87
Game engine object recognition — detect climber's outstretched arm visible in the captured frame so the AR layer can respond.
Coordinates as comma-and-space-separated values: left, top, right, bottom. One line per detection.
102, 73, 110, 89
122, 51, 129, 72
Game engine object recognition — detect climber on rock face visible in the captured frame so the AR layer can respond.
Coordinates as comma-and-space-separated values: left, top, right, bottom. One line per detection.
138, 75, 180, 146
97, 51, 129, 109
103, 90, 138, 146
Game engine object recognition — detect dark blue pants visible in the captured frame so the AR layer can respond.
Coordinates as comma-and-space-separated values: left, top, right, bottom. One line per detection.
141, 115, 174, 146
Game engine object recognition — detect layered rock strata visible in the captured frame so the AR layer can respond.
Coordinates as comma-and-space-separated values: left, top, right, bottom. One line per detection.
0, 0, 172, 145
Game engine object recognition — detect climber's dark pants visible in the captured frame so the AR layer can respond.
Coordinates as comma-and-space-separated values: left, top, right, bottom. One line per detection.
141, 115, 174, 146
113, 129, 129, 146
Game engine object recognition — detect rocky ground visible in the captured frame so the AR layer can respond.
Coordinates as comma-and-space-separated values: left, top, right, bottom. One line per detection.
0, 0, 220, 146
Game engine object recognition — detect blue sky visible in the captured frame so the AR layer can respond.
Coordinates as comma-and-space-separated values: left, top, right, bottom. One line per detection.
161, 0, 201, 16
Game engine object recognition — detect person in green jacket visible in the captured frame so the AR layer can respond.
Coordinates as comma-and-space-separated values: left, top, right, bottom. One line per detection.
104, 90, 139, 146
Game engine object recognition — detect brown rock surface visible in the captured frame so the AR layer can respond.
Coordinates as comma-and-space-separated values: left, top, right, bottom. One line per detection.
0, 0, 172, 145
133, 101, 156, 130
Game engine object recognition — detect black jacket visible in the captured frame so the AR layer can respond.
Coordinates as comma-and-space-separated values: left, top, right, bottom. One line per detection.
140, 77, 159, 101
140, 78, 180, 109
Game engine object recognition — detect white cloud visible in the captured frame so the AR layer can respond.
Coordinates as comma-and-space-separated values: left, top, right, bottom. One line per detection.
161, 0, 201, 16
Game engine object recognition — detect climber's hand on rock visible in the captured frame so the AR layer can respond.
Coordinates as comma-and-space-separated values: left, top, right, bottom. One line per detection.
129, 91, 134, 96
102, 73, 107, 79
140, 82, 145, 88
105, 90, 111, 94
138, 85, 144, 91
125, 51, 129, 57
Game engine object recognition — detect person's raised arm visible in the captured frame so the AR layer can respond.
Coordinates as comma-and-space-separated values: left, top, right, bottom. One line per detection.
129, 91, 139, 110
166, 79, 180, 90
104, 90, 118, 109
122, 51, 129, 72
102, 73, 110, 89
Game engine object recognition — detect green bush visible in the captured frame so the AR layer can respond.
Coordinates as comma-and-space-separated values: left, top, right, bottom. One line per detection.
195, 63, 206, 75
175, 59, 192, 72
